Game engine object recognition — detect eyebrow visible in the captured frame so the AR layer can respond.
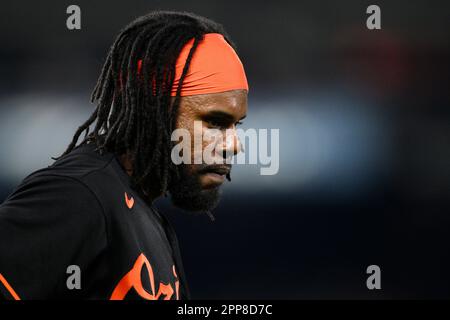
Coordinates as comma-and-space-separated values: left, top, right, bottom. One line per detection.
203, 110, 246, 122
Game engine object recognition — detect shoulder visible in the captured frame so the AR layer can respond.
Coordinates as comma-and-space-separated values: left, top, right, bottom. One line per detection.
0, 175, 109, 300
0, 144, 131, 237
6, 143, 120, 210
0, 174, 106, 230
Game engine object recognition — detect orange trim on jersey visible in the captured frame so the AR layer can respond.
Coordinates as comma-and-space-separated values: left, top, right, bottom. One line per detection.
0, 273, 21, 300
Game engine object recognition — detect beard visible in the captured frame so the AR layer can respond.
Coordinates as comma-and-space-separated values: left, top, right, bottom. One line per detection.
168, 164, 222, 213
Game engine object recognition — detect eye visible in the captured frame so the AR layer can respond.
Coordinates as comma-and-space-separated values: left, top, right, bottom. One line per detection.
207, 120, 243, 129
206, 120, 225, 129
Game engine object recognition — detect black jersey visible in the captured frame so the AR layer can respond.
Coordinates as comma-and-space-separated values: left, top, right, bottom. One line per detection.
0, 143, 190, 300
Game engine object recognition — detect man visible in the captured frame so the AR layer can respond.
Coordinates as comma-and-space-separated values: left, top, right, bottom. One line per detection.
0, 10, 248, 300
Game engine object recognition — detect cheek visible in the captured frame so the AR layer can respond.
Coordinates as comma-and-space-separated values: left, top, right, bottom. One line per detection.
175, 106, 222, 164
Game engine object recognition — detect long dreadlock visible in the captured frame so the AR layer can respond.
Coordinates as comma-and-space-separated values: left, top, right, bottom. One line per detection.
55, 11, 235, 196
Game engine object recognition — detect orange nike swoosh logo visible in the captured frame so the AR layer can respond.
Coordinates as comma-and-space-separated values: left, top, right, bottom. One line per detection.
125, 192, 134, 209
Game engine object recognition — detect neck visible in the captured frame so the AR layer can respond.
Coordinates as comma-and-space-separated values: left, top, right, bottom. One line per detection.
119, 153, 163, 203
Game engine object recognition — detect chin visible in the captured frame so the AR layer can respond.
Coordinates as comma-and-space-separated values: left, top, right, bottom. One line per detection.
170, 187, 221, 213
168, 166, 224, 213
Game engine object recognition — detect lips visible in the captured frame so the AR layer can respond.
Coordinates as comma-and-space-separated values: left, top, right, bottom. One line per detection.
199, 165, 231, 188
203, 165, 231, 176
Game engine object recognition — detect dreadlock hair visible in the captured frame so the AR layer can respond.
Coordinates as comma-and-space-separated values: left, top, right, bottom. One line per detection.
55, 11, 236, 196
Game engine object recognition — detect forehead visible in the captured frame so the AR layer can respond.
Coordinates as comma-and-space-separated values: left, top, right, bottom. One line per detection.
178, 89, 248, 119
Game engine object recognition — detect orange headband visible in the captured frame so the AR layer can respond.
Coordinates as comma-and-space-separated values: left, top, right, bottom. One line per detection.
137, 33, 249, 96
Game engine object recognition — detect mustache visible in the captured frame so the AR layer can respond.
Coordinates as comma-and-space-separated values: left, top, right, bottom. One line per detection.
197, 164, 232, 176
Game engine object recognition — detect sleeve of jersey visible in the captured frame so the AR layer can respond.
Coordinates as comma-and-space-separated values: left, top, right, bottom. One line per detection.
0, 175, 108, 300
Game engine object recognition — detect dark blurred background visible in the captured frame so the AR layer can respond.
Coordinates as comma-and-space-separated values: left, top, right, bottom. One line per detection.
1, 0, 450, 298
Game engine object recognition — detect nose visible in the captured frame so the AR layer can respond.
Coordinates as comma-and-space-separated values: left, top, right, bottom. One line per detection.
219, 128, 242, 159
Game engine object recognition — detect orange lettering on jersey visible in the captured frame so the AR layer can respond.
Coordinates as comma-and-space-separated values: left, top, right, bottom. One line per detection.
110, 253, 179, 300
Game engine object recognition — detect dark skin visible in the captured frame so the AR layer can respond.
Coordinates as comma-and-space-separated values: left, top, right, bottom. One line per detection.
120, 89, 248, 201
